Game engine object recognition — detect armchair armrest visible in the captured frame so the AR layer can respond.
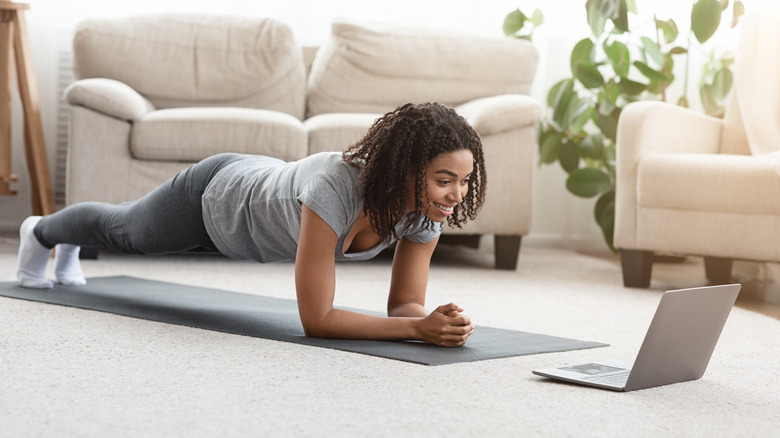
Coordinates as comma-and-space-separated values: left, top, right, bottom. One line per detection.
455, 94, 542, 137
64, 78, 155, 121
617, 100, 723, 158
615, 100, 723, 249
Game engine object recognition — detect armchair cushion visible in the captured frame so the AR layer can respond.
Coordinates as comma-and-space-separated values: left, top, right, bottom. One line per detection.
306, 19, 538, 117
65, 78, 154, 121
131, 108, 307, 162
638, 153, 780, 215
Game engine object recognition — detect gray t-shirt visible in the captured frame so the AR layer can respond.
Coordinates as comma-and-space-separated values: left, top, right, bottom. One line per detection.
201, 152, 441, 262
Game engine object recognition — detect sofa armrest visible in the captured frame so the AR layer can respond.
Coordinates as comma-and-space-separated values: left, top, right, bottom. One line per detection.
64, 78, 155, 121
615, 100, 724, 250
455, 94, 542, 137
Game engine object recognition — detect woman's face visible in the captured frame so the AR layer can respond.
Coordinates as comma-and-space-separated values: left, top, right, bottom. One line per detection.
406, 150, 475, 222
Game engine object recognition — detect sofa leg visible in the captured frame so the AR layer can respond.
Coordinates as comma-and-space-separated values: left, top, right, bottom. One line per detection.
620, 249, 653, 288
439, 234, 481, 249
704, 256, 733, 284
494, 235, 521, 270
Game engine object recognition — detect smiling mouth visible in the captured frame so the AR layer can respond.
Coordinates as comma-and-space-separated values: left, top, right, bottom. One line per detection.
434, 202, 455, 213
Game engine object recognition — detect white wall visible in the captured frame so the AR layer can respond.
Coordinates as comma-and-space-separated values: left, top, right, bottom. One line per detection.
0, 0, 758, 252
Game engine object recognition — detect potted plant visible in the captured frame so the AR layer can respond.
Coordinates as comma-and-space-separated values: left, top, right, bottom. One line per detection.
504, 0, 744, 251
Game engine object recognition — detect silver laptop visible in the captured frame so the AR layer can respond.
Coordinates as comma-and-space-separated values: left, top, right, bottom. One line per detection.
532, 283, 741, 392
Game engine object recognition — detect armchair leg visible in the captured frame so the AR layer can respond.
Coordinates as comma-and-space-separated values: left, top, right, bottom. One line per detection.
495, 235, 522, 270
620, 249, 653, 288
704, 256, 733, 284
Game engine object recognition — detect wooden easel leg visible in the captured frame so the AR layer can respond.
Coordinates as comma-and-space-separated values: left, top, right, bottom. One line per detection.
12, 9, 54, 215
0, 11, 17, 196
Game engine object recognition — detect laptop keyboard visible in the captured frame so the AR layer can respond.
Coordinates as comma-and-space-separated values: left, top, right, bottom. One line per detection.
583, 371, 630, 387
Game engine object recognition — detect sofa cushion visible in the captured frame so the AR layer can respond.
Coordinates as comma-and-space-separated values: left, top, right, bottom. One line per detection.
306, 19, 538, 117
73, 14, 307, 119
638, 153, 780, 215
304, 113, 379, 154
131, 108, 307, 162
455, 95, 543, 136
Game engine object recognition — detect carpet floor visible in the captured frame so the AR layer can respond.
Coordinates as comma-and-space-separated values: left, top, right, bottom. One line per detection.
1, 238, 778, 437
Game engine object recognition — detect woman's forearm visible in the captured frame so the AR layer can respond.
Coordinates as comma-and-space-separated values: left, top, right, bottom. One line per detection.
302, 308, 420, 341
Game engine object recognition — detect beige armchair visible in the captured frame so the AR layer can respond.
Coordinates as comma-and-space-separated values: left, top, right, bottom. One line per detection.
614, 8, 780, 287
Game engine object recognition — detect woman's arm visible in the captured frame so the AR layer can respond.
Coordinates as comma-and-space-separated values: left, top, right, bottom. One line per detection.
388, 236, 474, 345
295, 204, 472, 346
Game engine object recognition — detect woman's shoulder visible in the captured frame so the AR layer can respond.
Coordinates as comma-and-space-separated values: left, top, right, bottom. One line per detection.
300, 152, 359, 180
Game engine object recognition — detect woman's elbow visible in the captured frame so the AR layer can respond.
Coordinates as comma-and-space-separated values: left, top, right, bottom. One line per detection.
300, 318, 328, 338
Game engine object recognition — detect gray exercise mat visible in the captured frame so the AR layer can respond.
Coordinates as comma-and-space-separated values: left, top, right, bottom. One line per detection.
0, 276, 607, 365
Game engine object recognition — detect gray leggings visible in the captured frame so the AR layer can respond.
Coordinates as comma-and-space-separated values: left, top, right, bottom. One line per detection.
35, 153, 245, 255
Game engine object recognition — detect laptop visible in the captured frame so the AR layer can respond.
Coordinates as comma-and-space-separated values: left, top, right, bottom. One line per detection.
532, 283, 741, 392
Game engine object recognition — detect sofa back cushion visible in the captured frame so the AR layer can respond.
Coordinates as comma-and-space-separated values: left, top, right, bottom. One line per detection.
73, 14, 307, 119
306, 19, 538, 118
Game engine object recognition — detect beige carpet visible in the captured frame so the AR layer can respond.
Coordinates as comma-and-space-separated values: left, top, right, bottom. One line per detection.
1, 237, 778, 437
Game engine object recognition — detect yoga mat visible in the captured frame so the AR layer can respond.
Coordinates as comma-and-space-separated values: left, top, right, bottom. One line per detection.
0, 276, 607, 365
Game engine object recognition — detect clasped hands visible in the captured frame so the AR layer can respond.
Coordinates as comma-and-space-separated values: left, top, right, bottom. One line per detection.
417, 303, 474, 347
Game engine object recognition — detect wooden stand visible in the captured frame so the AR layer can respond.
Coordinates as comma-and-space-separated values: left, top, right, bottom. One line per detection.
0, 1, 54, 215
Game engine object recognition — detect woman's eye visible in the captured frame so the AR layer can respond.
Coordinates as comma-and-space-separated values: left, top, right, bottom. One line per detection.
438, 180, 451, 185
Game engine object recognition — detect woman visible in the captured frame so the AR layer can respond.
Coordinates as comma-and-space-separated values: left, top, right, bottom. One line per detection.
16, 102, 486, 347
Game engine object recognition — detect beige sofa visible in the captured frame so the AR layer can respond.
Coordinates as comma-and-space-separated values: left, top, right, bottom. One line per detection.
64, 14, 541, 269
614, 8, 780, 287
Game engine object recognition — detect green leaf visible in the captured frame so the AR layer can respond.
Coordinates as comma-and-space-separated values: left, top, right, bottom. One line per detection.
597, 94, 616, 116
700, 83, 723, 117
596, 108, 620, 142
669, 46, 687, 55
594, 190, 616, 252
655, 18, 679, 44
576, 63, 605, 89
580, 134, 605, 160
633, 60, 668, 82
692, 0, 722, 44
503, 9, 528, 36
612, 0, 630, 33
732, 1, 745, 28
641, 36, 663, 67
570, 38, 595, 77
598, 0, 619, 18
570, 105, 596, 134
603, 40, 630, 77
530, 8, 544, 26
552, 85, 579, 131
567, 98, 594, 133
566, 167, 612, 198
710, 67, 734, 100
603, 80, 620, 104
618, 78, 647, 95
559, 140, 581, 173
586, 0, 608, 37
677, 95, 690, 108
547, 79, 572, 108
539, 130, 563, 164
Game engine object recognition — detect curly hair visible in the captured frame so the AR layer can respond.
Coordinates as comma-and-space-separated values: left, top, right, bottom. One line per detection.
343, 102, 486, 242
